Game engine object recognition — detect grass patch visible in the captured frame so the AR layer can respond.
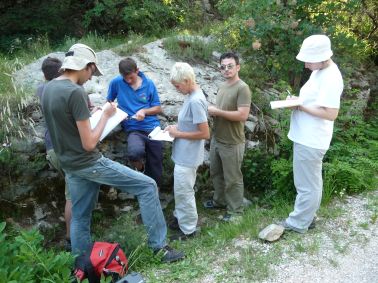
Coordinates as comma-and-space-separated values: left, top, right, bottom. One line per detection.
163, 35, 220, 64
90, 197, 295, 282
60, 32, 127, 54
112, 33, 158, 57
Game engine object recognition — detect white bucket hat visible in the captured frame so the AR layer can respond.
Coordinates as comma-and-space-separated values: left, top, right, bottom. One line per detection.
296, 35, 333, 63
60, 43, 103, 76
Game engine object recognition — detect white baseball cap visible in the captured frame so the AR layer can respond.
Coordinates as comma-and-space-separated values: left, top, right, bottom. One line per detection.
296, 35, 333, 63
60, 43, 103, 76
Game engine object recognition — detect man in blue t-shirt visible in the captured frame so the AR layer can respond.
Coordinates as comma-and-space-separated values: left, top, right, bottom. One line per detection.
107, 58, 163, 187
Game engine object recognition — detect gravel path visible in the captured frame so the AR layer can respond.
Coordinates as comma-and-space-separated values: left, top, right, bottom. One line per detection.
191, 191, 378, 283
263, 191, 378, 283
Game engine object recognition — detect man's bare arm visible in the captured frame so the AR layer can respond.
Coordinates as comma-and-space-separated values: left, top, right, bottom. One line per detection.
76, 103, 116, 151
134, 105, 162, 120
208, 105, 250, 122
165, 122, 210, 140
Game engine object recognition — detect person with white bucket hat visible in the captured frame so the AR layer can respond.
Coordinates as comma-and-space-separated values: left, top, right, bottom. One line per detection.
279, 34, 344, 233
42, 43, 185, 263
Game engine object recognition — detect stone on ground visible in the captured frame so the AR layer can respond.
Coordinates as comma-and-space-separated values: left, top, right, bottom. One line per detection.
258, 224, 284, 242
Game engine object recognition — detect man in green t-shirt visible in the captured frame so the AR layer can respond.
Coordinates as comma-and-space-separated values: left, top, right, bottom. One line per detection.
42, 43, 184, 263
204, 52, 251, 221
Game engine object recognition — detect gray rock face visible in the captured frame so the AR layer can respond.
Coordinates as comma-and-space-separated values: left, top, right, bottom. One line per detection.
12, 38, 259, 164
7, 38, 260, 204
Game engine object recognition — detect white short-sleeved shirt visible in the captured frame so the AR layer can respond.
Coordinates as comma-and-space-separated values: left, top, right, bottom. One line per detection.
288, 62, 343, 150
172, 89, 208, 168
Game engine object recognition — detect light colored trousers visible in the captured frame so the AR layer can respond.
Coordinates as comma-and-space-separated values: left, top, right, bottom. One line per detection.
286, 142, 326, 232
210, 138, 245, 213
173, 164, 198, 234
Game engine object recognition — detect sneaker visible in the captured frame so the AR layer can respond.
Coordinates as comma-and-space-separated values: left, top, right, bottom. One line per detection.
203, 199, 226, 209
167, 217, 180, 231
277, 220, 306, 233
154, 245, 185, 263
169, 229, 196, 241
308, 217, 316, 230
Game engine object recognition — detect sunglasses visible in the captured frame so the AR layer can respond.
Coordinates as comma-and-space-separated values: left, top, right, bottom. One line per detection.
220, 64, 236, 71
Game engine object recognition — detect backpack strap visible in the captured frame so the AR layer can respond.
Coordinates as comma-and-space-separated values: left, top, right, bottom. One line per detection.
74, 243, 100, 283
104, 244, 121, 268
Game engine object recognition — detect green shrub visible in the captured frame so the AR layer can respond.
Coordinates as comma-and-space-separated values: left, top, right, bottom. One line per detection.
0, 1, 111, 54
83, 0, 183, 36
0, 222, 74, 282
242, 149, 274, 194
212, 0, 376, 89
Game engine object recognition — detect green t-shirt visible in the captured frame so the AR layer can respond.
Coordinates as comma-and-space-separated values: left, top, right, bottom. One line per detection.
213, 79, 251, 144
42, 79, 101, 171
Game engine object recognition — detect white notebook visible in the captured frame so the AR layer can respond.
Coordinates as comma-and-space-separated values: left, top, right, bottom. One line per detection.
90, 103, 128, 141
270, 98, 303, 109
148, 126, 174, 142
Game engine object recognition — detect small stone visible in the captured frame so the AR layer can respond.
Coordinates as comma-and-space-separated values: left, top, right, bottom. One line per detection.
120, 205, 133, 212
259, 224, 284, 242
118, 192, 135, 200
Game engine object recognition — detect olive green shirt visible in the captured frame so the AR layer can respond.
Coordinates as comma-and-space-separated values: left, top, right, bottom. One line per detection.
42, 79, 101, 171
213, 79, 251, 144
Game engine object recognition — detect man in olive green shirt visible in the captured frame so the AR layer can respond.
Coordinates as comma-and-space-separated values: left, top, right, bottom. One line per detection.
204, 52, 251, 221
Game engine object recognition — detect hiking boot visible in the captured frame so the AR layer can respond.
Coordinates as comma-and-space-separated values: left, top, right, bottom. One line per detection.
169, 229, 196, 241
154, 245, 185, 263
167, 217, 180, 231
64, 238, 71, 252
203, 199, 226, 209
308, 217, 316, 230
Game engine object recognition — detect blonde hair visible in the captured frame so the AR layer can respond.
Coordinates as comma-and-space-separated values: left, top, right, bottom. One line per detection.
170, 62, 196, 83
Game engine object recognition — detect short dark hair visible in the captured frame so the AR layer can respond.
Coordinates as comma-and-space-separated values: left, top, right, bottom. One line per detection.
119, 57, 138, 76
41, 57, 62, 81
220, 52, 239, 65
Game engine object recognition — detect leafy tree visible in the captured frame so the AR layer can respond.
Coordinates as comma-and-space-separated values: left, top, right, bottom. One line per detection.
213, 0, 377, 88
0, 0, 92, 52
83, 0, 184, 36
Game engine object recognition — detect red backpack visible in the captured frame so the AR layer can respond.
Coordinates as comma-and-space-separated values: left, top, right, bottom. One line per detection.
74, 242, 128, 283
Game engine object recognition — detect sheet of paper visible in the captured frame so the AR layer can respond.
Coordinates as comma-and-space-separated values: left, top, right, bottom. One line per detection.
270, 98, 303, 109
148, 126, 174, 142
90, 103, 128, 141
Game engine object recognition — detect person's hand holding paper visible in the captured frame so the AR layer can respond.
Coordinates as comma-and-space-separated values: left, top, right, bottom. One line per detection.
89, 102, 128, 141
164, 125, 178, 138
102, 102, 117, 118
270, 93, 303, 110
285, 93, 301, 110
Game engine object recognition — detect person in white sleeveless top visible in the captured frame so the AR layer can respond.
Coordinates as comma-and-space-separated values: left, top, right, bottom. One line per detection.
280, 34, 344, 233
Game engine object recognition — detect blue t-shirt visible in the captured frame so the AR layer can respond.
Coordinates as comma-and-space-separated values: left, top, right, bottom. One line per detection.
107, 71, 160, 132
